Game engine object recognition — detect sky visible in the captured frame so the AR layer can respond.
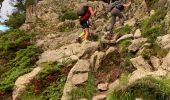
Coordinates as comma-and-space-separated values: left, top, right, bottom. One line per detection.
0, 0, 14, 31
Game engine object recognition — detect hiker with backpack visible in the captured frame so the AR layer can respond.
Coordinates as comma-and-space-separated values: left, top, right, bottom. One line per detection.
108, 0, 131, 34
77, 2, 96, 42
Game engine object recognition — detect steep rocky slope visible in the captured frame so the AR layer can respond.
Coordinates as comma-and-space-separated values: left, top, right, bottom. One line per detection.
1, 0, 170, 100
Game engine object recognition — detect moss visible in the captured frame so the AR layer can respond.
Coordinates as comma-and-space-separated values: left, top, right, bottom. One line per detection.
70, 72, 95, 100
60, 11, 78, 21
108, 76, 170, 100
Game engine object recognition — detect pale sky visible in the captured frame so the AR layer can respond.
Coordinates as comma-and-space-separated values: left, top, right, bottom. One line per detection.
0, 0, 15, 21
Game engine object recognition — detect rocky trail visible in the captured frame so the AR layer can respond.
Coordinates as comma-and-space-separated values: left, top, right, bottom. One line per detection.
9, 0, 170, 100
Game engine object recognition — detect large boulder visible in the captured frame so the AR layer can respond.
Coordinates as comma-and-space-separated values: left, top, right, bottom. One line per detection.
128, 38, 147, 52
90, 51, 105, 71
37, 41, 99, 64
12, 67, 41, 100
116, 34, 133, 43
150, 56, 161, 70
130, 56, 152, 71
61, 60, 90, 100
134, 29, 142, 39
156, 34, 170, 50
161, 51, 170, 71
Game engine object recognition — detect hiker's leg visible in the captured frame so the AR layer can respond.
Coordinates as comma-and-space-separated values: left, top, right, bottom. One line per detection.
118, 12, 125, 25
84, 28, 89, 41
109, 15, 116, 34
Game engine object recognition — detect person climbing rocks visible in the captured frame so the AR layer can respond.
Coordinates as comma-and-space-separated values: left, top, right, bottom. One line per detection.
108, 0, 131, 34
77, 1, 96, 42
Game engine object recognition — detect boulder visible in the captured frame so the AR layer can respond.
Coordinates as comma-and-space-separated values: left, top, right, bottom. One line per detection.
124, 18, 137, 27
62, 60, 90, 100
116, 34, 133, 43
97, 83, 108, 91
128, 38, 147, 52
161, 51, 170, 71
92, 94, 107, 100
105, 47, 116, 57
90, 51, 105, 71
156, 34, 170, 50
130, 56, 152, 71
134, 29, 142, 39
71, 73, 88, 85
12, 67, 41, 100
150, 56, 161, 70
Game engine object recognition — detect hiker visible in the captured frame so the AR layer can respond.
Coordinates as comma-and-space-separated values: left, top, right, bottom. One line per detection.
108, 0, 131, 34
77, 2, 96, 41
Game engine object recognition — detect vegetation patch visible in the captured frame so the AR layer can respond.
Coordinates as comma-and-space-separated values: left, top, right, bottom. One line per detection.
70, 72, 95, 100
114, 25, 132, 37
58, 22, 75, 32
60, 11, 78, 21
0, 45, 40, 93
21, 61, 72, 100
107, 76, 170, 100
141, 43, 168, 60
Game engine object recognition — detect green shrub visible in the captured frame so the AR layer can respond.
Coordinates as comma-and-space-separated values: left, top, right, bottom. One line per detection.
70, 72, 95, 100
21, 62, 68, 100
0, 45, 40, 93
107, 77, 170, 100
141, 43, 168, 60
25, 0, 36, 6
61, 11, 78, 21
114, 25, 132, 36
58, 22, 75, 32
5, 12, 26, 29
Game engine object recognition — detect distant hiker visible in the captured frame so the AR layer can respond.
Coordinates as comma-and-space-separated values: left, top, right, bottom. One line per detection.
108, 0, 131, 34
77, 2, 96, 42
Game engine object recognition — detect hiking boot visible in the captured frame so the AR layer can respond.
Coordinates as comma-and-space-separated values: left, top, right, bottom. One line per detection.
76, 37, 82, 43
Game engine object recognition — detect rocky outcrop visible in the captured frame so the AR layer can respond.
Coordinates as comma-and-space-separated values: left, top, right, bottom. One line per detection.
12, 67, 41, 100
37, 41, 99, 64
128, 38, 147, 52
156, 34, 170, 50
62, 60, 90, 100
130, 56, 152, 72
161, 51, 170, 71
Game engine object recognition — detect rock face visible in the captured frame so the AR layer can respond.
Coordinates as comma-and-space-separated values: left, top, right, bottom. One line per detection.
90, 51, 105, 71
130, 56, 152, 71
12, 67, 41, 100
37, 41, 99, 64
150, 56, 161, 70
156, 34, 170, 50
128, 38, 147, 52
161, 51, 170, 71
62, 60, 90, 100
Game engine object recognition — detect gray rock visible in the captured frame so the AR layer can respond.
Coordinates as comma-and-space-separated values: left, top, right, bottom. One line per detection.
105, 47, 116, 56
128, 38, 147, 52
130, 56, 152, 71
97, 83, 108, 91
13, 67, 41, 100
161, 51, 170, 71
124, 18, 136, 27
71, 73, 88, 85
116, 34, 133, 43
150, 56, 161, 70
72, 60, 90, 72
92, 94, 107, 100
90, 51, 105, 72
134, 29, 142, 39
156, 34, 170, 50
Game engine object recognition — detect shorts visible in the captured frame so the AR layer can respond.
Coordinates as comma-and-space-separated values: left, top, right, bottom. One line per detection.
80, 20, 90, 29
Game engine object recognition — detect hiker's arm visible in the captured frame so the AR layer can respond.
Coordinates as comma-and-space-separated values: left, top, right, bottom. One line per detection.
89, 7, 96, 16
123, 1, 131, 8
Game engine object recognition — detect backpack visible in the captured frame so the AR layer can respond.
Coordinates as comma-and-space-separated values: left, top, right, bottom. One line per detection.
108, 1, 123, 12
77, 5, 89, 16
